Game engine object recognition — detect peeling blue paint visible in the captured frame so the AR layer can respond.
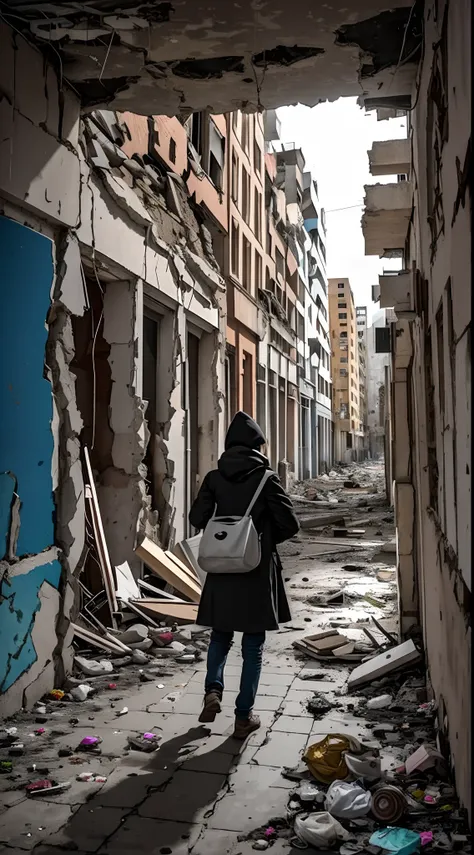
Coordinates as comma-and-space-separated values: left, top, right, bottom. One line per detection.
0, 472, 16, 557
0, 216, 55, 557
0, 559, 62, 692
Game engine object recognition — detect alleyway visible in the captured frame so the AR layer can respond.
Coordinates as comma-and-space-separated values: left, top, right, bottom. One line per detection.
0, 464, 467, 854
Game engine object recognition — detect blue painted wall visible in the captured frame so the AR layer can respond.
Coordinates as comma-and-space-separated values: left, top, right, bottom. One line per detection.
0, 216, 60, 694
0, 559, 62, 692
0, 216, 55, 557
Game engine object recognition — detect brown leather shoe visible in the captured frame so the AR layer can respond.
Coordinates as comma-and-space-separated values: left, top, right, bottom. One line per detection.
233, 714, 261, 740
198, 691, 222, 723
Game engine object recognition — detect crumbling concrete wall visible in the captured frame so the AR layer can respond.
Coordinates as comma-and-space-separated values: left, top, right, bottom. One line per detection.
408, 0, 471, 819
0, 23, 226, 713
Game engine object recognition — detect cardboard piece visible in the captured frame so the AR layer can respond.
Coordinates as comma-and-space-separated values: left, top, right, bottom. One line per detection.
135, 537, 201, 603
348, 640, 422, 689
308, 633, 349, 652
115, 561, 140, 602
130, 599, 198, 624
405, 744, 445, 775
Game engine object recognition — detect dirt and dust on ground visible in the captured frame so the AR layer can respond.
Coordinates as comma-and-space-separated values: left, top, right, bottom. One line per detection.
0, 462, 470, 855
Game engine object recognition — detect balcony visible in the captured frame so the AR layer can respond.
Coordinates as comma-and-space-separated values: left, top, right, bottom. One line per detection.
368, 139, 410, 177
379, 270, 415, 319
362, 182, 412, 257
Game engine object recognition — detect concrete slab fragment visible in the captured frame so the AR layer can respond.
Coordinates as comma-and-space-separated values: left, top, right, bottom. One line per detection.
272, 715, 314, 735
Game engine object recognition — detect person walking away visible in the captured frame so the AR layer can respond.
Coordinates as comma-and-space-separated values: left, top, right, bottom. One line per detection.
189, 411, 299, 740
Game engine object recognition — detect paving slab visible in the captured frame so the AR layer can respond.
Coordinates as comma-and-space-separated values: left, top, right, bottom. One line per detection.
272, 714, 314, 735
252, 730, 308, 767
45, 805, 127, 851
208, 764, 291, 832
99, 816, 200, 855
279, 700, 314, 716
139, 769, 226, 823
191, 827, 240, 855
0, 799, 75, 850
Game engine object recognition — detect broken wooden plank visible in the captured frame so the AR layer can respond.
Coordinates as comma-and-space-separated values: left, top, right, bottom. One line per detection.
305, 633, 349, 653
165, 549, 202, 587
299, 513, 345, 530
72, 622, 131, 655
137, 579, 184, 601
135, 537, 201, 603
172, 534, 205, 585
131, 599, 198, 624
348, 640, 422, 689
292, 639, 365, 662
84, 448, 118, 627
371, 616, 398, 645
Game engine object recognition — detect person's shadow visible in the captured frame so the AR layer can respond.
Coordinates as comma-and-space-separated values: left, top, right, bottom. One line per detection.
37, 725, 245, 854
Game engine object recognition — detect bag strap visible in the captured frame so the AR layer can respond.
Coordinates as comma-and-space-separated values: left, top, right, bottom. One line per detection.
244, 469, 273, 518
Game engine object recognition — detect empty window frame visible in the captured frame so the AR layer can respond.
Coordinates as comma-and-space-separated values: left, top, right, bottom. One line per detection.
231, 219, 240, 278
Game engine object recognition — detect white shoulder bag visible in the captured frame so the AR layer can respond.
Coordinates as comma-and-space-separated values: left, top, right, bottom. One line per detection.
197, 470, 273, 574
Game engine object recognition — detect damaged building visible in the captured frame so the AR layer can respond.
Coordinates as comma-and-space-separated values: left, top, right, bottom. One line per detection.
0, 0, 471, 825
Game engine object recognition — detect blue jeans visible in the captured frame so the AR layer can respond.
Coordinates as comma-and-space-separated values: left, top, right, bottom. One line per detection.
205, 630, 266, 719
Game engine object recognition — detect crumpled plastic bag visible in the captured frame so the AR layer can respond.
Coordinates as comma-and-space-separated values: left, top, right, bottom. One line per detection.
325, 780, 372, 818
303, 734, 363, 784
370, 828, 421, 855
294, 811, 351, 848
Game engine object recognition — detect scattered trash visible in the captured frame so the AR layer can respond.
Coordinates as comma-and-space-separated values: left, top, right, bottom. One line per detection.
367, 694, 392, 710
369, 828, 421, 855
34, 728, 46, 735
78, 736, 102, 751
294, 811, 350, 848
405, 744, 446, 776
298, 781, 322, 803
345, 751, 381, 781
77, 771, 108, 783
116, 706, 128, 717
304, 734, 363, 784
74, 656, 114, 676
419, 832, 433, 846
49, 690, 65, 700
325, 780, 372, 818
371, 785, 407, 823
127, 732, 162, 752
70, 684, 94, 702
108, 683, 117, 690
26, 780, 72, 797
348, 640, 422, 689
9, 743, 24, 756
306, 693, 333, 717
252, 842, 269, 851
0, 761, 13, 773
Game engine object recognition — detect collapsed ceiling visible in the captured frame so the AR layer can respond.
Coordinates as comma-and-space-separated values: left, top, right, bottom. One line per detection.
4, 0, 423, 115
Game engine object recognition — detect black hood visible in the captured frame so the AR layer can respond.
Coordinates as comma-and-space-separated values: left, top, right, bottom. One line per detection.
218, 446, 270, 482
218, 412, 268, 481
225, 411, 266, 451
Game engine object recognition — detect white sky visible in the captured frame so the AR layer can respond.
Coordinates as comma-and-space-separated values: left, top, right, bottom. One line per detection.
277, 98, 407, 321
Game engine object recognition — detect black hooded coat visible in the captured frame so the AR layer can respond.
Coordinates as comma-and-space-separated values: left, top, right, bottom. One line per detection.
189, 412, 299, 633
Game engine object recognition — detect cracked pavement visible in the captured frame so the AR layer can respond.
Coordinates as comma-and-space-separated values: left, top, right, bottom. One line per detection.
0, 479, 399, 855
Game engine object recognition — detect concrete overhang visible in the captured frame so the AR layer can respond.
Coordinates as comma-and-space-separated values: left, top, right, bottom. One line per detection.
362, 181, 412, 257
5, 2, 422, 114
368, 139, 410, 176
379, 271, 415, 319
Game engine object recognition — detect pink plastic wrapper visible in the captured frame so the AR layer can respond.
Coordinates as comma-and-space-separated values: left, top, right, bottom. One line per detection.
420, 832, 434, 846
158, 632, 173, 645
80, 736, 100, 746
143, 733, 156, 740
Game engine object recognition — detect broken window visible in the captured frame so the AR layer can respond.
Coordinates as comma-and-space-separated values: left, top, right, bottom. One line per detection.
231, 218, 240, 278
253, 138, 262, 175
142, 309, 162, 513
208, 120, 225, 190
169, 137, 176, 164
241, 166, 250, 223
241, 113, 250, 152
254, 187, 262, 242
231, 151, 238, 203
242, 351, 253, 415
276, 247, 284, 279
242, 236, 252, 292
254, 250, 263, 290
